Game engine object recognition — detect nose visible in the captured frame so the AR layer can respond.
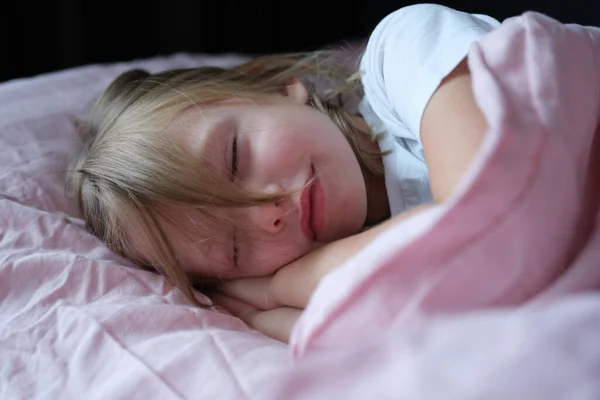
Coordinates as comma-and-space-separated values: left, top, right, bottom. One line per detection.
249, 201, 287, 234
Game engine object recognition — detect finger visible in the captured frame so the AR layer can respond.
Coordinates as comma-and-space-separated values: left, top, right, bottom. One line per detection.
221, 261, 319, 310
269, 236, 366, 308
212, 294, 302, 344
211, 293, 259, 319
222, 241, 342, 310
221, 276, 280, 310
244, 307, 303, 344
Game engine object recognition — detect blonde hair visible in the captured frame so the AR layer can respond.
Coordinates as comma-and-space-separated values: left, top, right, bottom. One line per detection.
68, 50, 384, 307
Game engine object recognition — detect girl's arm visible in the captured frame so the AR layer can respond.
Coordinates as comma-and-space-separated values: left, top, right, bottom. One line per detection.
421, 58, 488, 204
213, 58, 487, 342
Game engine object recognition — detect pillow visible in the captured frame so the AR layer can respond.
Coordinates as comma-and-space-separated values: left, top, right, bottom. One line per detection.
0, 52, 294, 400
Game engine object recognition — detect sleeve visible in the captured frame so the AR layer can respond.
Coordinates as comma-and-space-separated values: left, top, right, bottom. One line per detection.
360, 4, 501, 142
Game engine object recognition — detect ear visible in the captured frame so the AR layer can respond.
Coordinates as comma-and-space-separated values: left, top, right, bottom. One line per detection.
280, 77, 309, 104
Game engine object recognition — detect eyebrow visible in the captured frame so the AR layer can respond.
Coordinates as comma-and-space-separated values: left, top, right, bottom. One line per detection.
201, 117, 231, 175
206, 118, 228, 141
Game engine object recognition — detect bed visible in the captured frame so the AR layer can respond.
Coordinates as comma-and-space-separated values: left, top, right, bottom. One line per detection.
2, 11, 599, 400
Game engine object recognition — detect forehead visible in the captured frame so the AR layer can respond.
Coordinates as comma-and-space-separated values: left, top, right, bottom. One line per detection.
166, 106, 215, 153
166, 102, 243, 171
166, 97, 281, 143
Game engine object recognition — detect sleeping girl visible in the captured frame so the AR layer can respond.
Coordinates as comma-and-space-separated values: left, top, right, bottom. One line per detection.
68, 4, 501, 342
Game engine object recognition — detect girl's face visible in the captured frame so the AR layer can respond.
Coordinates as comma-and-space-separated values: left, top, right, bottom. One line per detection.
134, 81, 377, 279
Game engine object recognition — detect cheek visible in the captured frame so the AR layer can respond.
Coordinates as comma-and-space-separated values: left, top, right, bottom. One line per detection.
252, 137, 305, 175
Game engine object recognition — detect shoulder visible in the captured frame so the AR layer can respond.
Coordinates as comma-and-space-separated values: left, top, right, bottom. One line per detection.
359, 4, 500, 139
363, 4, 500, 60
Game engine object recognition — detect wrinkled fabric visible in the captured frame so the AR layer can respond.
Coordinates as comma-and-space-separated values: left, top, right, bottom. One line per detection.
0, 53, 291, 400
2, 11, 600, 400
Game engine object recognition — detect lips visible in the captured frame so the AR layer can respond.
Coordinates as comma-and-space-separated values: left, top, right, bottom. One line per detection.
300, 164, 325, 242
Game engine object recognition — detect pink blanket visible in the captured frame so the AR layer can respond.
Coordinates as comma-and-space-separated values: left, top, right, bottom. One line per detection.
1, 12, 599, 399
281, 11, 600, 397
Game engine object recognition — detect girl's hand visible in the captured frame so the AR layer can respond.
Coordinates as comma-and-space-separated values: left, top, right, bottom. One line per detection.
211, 204, 434, 343
210, 292, 303, 344
211, 235, 358, 343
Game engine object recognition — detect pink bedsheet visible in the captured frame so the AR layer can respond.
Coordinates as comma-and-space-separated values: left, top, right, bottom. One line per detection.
0, 53, 292, 400
1, 12, 599, 400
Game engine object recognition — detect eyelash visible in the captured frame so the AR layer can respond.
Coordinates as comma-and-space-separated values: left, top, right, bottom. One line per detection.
230, 136, 238, 181
231, 136, 239, 267
232, 230, 239, 267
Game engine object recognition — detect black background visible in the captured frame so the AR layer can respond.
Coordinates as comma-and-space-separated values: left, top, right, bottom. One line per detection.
2, 0, 598, 82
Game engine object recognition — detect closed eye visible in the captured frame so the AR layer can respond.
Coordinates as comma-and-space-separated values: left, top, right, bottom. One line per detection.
230, 136, 238, 181
230, 135, 239, 267
232, 229, 239, 268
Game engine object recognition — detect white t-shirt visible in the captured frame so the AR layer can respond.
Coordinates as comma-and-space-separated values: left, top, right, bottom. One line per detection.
358, 4, 500, 216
